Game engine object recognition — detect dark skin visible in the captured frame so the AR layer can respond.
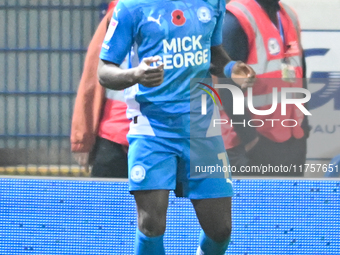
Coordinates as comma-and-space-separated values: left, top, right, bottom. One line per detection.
98, 46, 255, 242
98, 45, 255, 90
98, 56, 164, 90
257, 0, 281, 27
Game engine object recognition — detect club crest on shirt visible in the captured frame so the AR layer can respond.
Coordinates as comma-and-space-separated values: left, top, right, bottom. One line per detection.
197, 6, 211, 23
268, 38, 281, 55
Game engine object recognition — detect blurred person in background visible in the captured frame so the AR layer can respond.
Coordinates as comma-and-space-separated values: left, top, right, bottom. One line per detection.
220, 0, 309, 176
71, 1, 129, 178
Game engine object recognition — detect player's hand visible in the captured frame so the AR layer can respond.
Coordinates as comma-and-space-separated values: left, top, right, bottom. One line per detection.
73, 152, 90, 173
231, 61, 256, 89
135, 56, 164, 87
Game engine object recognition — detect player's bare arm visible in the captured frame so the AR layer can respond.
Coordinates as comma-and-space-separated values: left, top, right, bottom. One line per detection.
210, 44, 256, 89
210, 44, 232, 76
98, 56, 164, 90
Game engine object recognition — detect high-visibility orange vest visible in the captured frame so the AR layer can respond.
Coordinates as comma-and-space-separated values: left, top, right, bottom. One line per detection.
222, 0, 304, 149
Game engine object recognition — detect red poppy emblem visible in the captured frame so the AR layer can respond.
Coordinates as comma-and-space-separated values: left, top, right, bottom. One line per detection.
171, 10, 186, 26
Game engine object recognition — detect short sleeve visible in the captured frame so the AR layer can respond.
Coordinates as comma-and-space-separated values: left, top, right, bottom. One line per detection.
99, 1, 135, 65
211, 0, 226, 46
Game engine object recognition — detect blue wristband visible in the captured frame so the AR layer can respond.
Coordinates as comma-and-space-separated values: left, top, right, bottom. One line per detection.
224, 61, 237, 78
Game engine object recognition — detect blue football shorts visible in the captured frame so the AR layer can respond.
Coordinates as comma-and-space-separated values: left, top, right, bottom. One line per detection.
127, 135, 234, 199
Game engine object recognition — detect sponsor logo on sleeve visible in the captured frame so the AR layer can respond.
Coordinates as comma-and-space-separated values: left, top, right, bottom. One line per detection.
104, 18, 118, 42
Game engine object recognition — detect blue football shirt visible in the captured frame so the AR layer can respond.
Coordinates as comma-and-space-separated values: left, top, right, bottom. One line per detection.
100, 0, 225, 138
